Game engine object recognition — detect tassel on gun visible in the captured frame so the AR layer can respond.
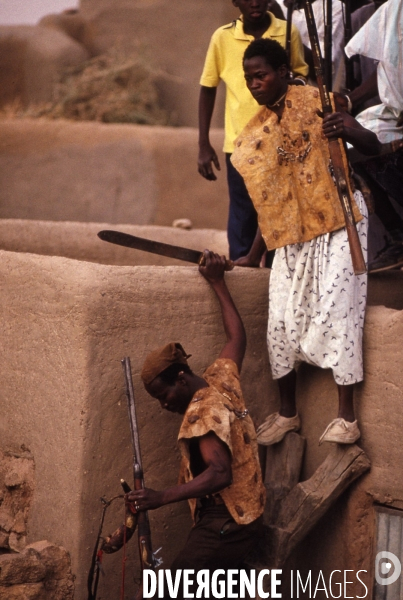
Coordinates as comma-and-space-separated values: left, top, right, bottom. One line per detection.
303, 0, 366, 275
100, 483, 138, 554
88, 488, 136, 600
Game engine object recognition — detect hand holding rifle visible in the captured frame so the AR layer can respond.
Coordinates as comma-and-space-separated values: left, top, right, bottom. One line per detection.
303, 0, 380, 275
322, 111, 380, 157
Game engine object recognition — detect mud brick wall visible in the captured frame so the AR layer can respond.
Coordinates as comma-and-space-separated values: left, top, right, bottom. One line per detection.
0, 217, 401, 307
0, 450, 35, 553
0, 541, 74, 600
0, 250, 272, 599
0, 1, 235, 127
0, 120, 227, 229
0, 220, 228, 267
1, 248, 402, 598
78, 0, 236, 128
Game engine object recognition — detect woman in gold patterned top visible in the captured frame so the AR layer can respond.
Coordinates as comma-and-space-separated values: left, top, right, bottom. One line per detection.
127, 251, 265, 599
231, 38, 380, 446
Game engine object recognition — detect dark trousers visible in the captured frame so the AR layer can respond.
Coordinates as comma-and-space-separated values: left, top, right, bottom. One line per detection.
226, 154, 274, 267
226, 153, 259, 261
363, 148, 403, 210
162, 505, 262, 600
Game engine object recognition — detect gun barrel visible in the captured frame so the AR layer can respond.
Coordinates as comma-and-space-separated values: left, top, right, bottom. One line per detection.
303, 0, 366, 276
121, 356, 156, 579
122, 357, 143, 474
286, 4, 293, 64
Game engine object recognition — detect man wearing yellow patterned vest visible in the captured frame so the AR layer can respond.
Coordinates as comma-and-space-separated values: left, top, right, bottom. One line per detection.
231, 38, 380, 446
128, 251, 265, 597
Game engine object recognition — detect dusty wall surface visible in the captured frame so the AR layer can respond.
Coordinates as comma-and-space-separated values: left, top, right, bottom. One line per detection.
0, 119, 227, 230
78, 0, 237, 127
1, 218, 402, 309
0, 1, 236, 127
1, 245, 403, 598
0, 26, 89, 109
0, 541, 74, 599
39, 10, 98, 57
0, 220, 228, 267
0, 249, 273, 599
0, 449, 35, 553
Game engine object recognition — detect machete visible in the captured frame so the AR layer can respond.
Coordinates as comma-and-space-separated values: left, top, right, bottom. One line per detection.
98, 230, 234, 270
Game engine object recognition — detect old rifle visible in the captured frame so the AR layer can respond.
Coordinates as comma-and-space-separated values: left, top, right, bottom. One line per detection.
324, 0, 333, 91
343, 0, 355, 91
303, 0, 367, 275
285, 1, 294, 66
121, 357, 161, 598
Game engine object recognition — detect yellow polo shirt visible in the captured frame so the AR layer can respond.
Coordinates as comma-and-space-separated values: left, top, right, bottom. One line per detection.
200, 12, 309, 153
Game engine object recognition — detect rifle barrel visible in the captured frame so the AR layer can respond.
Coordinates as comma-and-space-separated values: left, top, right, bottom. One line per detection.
344, 0, 355, 90
121, 356, 156, 582
303, 0, 366, 275
324, 0, 333, 91
286, 4, 293, 65
122, 357, 143, 474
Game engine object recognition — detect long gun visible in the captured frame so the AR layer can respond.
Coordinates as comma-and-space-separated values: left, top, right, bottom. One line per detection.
122, 357, 160, 599
303, 0, 367, 275
324, 0, 333, 91
343, 0, 355, 91
285, 2, 294, 67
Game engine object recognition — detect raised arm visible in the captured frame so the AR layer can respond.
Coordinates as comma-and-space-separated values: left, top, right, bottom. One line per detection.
198, 86, 221, 181
198, 250, 246, 372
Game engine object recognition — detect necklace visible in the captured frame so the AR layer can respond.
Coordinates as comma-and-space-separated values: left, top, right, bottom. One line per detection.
267, 90, 287, 109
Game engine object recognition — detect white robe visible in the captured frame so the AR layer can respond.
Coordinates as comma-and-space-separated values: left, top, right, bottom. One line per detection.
267, 191, 368, 385
345, 0, 403, 143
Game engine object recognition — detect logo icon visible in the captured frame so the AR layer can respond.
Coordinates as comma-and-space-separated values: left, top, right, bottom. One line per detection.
375, 551, 401, 586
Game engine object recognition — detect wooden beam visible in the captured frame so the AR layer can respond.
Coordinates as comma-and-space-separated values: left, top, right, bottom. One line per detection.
264, 432, 306, 524
272, 442, 370, 566
247, 437, 370, 570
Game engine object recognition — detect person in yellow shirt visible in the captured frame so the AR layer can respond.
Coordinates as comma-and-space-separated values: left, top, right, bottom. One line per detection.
198, 0, 308, 261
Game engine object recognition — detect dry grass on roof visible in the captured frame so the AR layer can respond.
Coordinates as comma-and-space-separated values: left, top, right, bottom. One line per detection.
1, 50, 172, 126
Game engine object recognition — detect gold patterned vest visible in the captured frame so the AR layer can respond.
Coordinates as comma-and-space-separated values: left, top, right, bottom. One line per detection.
178, 359, 265, 525
231, 85, 362, 250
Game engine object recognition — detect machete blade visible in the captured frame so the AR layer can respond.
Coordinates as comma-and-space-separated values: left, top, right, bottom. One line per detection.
98, 229, 204, 265
97, 230, 234, 270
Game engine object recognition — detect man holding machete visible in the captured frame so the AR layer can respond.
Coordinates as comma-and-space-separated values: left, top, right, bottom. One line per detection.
126, 250, 265, 598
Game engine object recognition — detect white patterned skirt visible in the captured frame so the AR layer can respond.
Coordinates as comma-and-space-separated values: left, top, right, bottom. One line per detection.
267, 191, 368, 386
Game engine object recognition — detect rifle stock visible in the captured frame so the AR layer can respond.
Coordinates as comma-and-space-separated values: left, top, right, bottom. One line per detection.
122, 357, 157, 595
303, 0, 366, 275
